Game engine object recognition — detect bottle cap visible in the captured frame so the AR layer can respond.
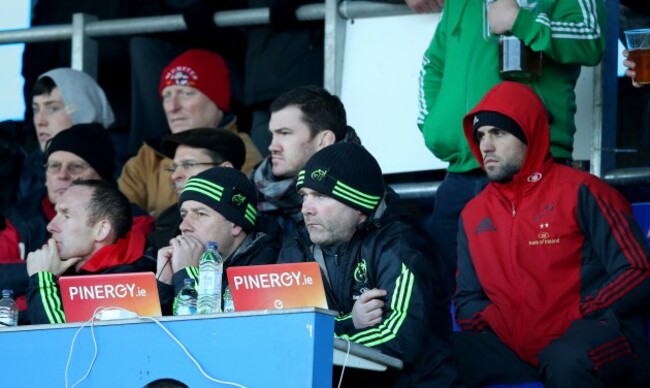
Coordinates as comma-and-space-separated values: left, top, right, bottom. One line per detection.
206, 241, 218, 250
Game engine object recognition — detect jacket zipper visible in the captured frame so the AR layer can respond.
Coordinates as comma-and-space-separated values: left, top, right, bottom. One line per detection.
295, 234, 342, 313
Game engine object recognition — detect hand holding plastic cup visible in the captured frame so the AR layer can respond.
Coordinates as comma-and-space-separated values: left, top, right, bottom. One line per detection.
625, 29, 650, 85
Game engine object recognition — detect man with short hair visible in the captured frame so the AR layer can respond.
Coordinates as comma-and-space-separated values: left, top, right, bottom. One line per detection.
251, 85, 360, 231
278, 143, 457, 386
0, 124, 153, 269
25, 180, 154, 325
20, 68, 115, 200
156, 167, 279, 315
453, 81, 650, 386
119, 50, 262, 218
148, 127, 247, 252
1, 124, 140, 262
0, 125, 154, 323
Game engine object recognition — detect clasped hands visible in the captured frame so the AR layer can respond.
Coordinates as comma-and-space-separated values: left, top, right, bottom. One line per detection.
156, 234, 204, 285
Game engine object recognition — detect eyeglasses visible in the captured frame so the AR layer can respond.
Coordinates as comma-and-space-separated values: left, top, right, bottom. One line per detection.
164, 161, 221, 173
44, 161, 91, 175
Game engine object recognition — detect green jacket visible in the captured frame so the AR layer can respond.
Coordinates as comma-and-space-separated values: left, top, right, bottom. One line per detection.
418, 0, 605, 173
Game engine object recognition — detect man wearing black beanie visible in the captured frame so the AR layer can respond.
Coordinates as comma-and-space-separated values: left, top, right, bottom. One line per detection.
155, 167, 279, 315
454, 81, 650, 387
0, 124, 118, 262
147, 127, 248, 253
0, 125, 154, 321
279, 143, 458, 387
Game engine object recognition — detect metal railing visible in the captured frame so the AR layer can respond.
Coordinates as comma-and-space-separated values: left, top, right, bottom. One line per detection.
0, 0, 411, 84
0, 0, 644, 199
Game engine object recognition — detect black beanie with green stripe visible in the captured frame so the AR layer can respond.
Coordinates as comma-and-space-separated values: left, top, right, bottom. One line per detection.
297, 143, 384, 214
179, 167, 257, 231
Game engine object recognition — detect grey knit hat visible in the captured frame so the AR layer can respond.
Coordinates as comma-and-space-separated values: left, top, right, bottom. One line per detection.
39, 68, 115, 129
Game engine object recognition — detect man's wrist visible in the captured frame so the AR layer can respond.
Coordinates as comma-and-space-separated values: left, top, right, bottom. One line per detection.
27, 270, 54, 279
156, 273, 173, 285
27, 267, 50, 277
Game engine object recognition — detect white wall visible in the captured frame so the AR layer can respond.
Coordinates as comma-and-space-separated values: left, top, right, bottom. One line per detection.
573, 66, 596, 161
340, 13, 595, 174
0, 1, 30, 121
341, 13, 444, 174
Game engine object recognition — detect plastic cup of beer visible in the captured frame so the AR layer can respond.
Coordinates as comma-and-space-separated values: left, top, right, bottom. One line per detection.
625, 29, 650, 85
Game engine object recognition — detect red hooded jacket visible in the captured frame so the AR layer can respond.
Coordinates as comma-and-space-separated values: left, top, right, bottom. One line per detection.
454, 81, 650, 366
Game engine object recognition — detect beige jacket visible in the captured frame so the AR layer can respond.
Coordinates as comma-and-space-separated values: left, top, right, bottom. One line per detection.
118, 119, 262, 218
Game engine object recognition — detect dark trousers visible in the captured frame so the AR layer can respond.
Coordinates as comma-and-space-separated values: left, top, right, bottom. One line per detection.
426, 171, 488, 293
452, 319, 650, 388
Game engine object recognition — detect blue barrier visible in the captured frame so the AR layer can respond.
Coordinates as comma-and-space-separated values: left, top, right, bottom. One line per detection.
1, 308, 335, 387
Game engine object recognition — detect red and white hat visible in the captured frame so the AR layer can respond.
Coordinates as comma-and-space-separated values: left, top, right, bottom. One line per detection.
159, 49, 231, 112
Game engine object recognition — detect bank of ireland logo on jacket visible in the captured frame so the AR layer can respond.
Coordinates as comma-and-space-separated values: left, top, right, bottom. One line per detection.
529, 202, 560, 246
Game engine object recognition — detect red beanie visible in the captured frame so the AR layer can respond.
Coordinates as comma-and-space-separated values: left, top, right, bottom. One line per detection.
159, 49, 231, 113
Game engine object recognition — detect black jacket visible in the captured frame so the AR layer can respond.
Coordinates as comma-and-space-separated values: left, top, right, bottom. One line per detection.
147, 202, 181, 253
26, 255, 156, 325
16, 149, 44, 204
5, 188, 50, 257
278, 194, 458, 387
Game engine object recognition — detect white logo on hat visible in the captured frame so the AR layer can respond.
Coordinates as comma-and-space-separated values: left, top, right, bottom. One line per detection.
473, 116, 479, 126
171, 71, 190, 85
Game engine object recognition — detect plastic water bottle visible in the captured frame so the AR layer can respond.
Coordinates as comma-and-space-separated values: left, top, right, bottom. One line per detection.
223, 285, 235, 313
174, 279, 198, 316
0, 289, 18, 327
197, 241, 223, 314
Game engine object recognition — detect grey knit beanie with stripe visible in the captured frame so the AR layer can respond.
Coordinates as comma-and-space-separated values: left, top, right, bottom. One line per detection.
297, 143, 384, 214
179, 167, 257, 231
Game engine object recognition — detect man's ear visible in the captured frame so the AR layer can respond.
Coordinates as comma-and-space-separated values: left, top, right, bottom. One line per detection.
316, 130, 336, 150
231, 224, 244, 238
94, 220, 113, 242
358, 212, 368, 225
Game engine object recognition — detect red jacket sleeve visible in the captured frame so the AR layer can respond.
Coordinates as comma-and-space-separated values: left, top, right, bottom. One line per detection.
576, 182, 650, 318
0, 220, 23, 264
